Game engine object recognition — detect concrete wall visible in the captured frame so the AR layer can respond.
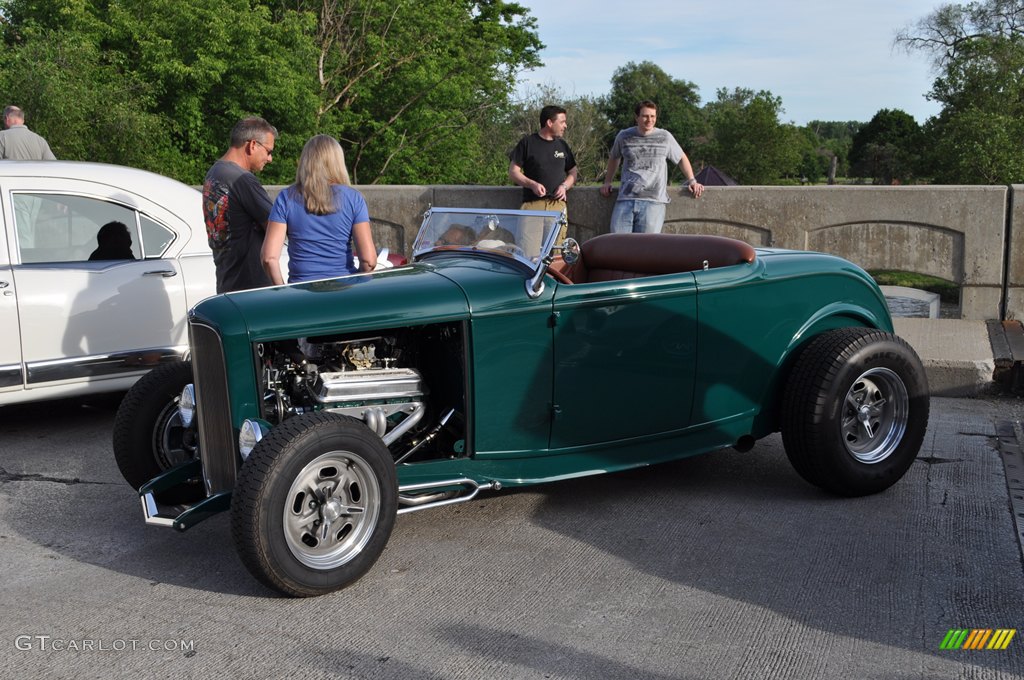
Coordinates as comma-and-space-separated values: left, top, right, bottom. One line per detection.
1005, 184, 1024, 320
267, 184, 1021, 320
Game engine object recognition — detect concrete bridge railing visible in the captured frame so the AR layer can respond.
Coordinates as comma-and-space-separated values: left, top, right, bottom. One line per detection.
267, 184, 1024, 320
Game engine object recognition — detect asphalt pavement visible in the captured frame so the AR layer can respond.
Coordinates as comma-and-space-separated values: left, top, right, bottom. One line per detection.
1, 384, 1023, 678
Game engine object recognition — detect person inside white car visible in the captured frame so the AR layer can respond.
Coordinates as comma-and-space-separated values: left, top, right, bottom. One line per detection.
89, 221, 135, 261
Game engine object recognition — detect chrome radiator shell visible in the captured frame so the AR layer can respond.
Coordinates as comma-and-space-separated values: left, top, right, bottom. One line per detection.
189, 321, 236, 495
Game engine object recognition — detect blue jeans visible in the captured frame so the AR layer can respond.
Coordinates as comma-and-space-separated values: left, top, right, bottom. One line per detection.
610, 200, 667, 234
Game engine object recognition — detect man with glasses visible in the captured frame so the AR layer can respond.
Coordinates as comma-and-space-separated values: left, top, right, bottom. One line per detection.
203, 117, 278, 293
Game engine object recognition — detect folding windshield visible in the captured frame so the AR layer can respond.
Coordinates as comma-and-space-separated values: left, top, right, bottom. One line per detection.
412, 208, 565, 269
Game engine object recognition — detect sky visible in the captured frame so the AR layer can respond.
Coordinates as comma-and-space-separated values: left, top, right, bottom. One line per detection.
513, 0, 946, 126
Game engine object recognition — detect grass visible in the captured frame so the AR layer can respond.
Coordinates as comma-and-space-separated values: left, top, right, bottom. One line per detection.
868, 270, 959, 303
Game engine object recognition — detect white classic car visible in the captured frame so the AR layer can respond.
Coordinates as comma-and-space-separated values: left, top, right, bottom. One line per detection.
0, 161, 217, 405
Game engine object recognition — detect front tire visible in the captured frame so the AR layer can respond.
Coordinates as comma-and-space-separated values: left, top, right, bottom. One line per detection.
782, 327, 929, 496
231, 412, 398, 597
112, 360, 202, 503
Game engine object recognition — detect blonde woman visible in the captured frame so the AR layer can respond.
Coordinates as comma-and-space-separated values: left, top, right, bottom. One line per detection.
262, 135, 376, 284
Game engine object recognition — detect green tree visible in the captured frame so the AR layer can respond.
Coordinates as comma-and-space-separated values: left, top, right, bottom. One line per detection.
806, 120, 861, 179
601, 61, 705, 152
897, 0, 1024, 183
494, 84, 613, 184
922, 107, 1024, 182
697, 88, 799, 184
793, 125, 829, 184
0, 30, 164, 170
559, 94, 615, 183
806, 120, 862, 143
0, 0, 543, 186
286, 0, 542, 184
849, 109, 922, 184
0, 0, 317, 183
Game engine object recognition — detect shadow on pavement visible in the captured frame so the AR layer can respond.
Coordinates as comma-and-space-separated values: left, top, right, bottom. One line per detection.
524, 427, 1023, 672
0, 395, 277, 598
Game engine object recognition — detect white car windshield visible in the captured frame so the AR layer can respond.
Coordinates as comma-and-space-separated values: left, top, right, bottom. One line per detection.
412, 208, 564, 268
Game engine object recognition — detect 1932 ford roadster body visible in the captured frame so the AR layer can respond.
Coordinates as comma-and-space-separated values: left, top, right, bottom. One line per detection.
114, 207, 929, 597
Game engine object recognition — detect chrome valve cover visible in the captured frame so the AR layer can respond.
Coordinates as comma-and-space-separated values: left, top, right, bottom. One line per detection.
312, 367, 424, 404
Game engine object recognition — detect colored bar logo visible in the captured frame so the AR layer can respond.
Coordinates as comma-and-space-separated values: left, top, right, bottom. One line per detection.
941, 629, 1016, 650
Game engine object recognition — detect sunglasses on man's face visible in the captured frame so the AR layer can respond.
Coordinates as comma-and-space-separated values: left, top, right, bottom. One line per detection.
252, 140, 274, 156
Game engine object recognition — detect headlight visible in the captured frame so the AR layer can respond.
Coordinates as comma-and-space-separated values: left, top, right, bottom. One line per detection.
238, 419, 267, 461
178, 384, 196, 428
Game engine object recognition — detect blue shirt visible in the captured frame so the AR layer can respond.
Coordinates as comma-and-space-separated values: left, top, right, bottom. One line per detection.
269, 185, 370, 283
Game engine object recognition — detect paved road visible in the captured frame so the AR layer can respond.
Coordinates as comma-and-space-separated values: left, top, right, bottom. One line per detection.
1, 395, 1022, 679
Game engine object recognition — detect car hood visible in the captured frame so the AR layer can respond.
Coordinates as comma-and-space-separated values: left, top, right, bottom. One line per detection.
191, 263, 470, 342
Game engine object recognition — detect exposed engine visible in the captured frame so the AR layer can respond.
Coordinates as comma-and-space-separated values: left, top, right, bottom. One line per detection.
255, 323, 466, 465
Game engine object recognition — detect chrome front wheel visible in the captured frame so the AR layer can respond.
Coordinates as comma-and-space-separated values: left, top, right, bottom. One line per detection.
283, 450, 382, 570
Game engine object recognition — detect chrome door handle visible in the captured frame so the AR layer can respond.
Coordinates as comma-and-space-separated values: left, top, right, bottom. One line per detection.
0, 280, 8, 288
143, 270, 177, 278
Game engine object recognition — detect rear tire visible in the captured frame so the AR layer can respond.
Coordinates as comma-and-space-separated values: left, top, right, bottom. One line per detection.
782, 327, 929, 496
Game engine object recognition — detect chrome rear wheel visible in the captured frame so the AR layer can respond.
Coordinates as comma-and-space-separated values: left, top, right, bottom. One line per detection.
841, 367, 909, 464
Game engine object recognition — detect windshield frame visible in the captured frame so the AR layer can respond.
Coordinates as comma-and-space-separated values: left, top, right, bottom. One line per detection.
412, 207, 566, 272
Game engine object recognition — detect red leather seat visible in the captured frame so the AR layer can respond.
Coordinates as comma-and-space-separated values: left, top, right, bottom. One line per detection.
554, 233, 756, 284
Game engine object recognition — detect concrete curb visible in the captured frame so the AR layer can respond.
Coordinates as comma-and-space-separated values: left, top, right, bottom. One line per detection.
892, 318, 997, 397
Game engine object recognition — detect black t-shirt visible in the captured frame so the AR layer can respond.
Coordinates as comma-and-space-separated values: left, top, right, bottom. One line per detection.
509, 133, 577, 202
203, 160, 273, 293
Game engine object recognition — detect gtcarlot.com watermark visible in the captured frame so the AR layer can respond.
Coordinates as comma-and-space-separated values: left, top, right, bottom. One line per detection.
14, 635, 195, 653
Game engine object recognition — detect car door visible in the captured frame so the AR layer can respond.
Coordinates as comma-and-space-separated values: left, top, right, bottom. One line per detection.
0, 199, 23, 393
550, 273, 698, 448
4, 181, 189, 391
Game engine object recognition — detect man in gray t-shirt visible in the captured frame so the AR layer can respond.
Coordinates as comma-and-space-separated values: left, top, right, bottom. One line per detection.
600, 100, 703, 233
0, 106, 56, 161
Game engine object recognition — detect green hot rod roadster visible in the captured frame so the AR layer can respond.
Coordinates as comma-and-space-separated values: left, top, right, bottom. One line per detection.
114, 207, 929, 597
